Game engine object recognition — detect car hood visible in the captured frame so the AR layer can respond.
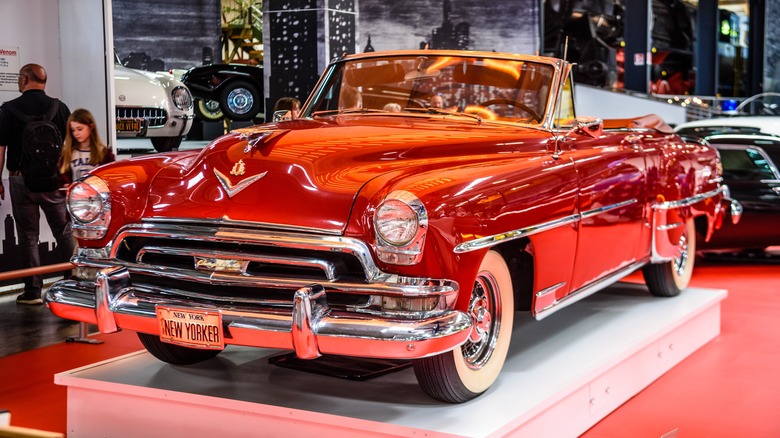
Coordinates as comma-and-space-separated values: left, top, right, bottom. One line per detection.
114, 63, 176, 108
145, 117, 550, 233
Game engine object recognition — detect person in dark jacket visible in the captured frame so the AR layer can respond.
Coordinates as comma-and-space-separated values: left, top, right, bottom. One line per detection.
58, 108, 115, 187
0, 63, 74, 305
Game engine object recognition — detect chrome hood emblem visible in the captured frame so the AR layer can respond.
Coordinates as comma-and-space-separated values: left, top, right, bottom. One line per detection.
214, 166, 267, 198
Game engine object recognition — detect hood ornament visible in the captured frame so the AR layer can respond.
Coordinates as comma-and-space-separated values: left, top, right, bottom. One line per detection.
243, 131, 275, 154
214, 166, 267, 198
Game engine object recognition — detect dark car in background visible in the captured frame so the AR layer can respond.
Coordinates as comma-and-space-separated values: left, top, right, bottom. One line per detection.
676, 131, 780, 252
179, 63, 265, 122
676, 93, 780, 252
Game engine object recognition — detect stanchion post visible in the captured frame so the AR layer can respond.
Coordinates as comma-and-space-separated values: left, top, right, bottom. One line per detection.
65, 322, 103, 344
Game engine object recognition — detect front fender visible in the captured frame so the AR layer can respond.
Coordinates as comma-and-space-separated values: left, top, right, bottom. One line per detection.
78, 153, 196, 248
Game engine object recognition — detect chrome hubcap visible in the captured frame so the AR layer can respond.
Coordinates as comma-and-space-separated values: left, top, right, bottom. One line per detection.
462, 272, 501, 370
673, 232, 689, 276
227, 89, 254, 114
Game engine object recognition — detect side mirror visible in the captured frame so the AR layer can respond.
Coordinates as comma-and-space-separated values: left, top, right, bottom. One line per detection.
574, 116, 603, 138
553, 116, 604, 160
272, 110, 292, 123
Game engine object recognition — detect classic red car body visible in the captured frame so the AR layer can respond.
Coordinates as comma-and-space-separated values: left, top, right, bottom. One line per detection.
47, 50, 731, 403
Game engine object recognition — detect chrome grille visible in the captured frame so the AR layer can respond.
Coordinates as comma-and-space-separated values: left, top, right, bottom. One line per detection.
108, 223, 371, 308
116, 107, 168, 127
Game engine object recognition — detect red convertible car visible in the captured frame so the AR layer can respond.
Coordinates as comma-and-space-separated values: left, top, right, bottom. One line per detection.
47, 50, 735, 403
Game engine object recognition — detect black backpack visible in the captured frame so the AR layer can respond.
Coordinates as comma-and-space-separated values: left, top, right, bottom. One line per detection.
3, 99, 63, 192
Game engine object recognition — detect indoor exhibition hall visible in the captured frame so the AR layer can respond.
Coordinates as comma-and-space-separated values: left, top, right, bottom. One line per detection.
0, 0, 778, 437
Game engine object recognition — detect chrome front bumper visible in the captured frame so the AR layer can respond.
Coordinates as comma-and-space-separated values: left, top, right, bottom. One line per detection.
45, 266, 472, 360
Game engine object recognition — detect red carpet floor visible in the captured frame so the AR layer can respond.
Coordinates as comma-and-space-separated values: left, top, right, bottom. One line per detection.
582, 261, 780, 438
0, 259, 778, 436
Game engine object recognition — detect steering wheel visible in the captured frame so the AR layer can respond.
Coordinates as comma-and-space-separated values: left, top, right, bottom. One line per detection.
477, 98, 542, 123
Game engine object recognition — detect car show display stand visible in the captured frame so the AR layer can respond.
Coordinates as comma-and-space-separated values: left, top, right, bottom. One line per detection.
55, 284, 726, 437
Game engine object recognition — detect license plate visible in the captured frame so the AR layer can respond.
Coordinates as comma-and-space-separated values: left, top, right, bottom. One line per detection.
116, 119, 142, 133
156, 306, 224, 350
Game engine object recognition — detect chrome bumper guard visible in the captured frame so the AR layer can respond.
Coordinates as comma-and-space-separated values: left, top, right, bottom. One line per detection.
45, 266, 472, 360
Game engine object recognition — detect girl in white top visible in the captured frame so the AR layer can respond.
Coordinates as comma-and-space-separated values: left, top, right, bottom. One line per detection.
59, 108, 115, 187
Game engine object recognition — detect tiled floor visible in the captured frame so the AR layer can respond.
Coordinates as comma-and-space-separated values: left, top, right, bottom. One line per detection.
0, 287, 82, 358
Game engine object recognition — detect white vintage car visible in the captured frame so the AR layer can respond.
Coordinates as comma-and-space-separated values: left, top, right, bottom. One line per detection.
675, 93, 780, 137
114, 60, 195, 152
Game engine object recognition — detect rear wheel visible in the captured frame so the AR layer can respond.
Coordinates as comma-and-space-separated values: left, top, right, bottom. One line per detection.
643, 218, 696, 297
413, 250, 514, 403
151, 136, 183, 152
193, 98, 224, 121
137, 333, 222, 365
219, 80, 261, 121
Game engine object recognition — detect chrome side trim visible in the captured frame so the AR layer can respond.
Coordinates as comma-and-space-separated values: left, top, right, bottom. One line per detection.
454, 214, 579, 253
534, 259, 647, 321
580, 199, 638, 219
535, 281, 566, 298
455, 199, 638, 254
653, 186, 725, 210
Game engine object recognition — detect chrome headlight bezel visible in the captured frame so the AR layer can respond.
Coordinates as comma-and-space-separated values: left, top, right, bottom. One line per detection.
373, 190, 427, 265
67, 176, 112, 240
172, 85, 193, 110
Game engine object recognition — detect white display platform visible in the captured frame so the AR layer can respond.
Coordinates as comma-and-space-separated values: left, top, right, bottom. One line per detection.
55, 284, 726, 438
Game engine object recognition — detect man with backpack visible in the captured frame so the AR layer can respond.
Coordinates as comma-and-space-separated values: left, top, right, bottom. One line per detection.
0, 63, 75, 305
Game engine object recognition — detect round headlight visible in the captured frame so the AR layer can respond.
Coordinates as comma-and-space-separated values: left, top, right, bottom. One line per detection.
172, 85, 193, 110
375, 200, 419, 246
69, 182, 104, 223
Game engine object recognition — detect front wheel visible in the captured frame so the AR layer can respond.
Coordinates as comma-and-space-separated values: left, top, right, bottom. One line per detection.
137, 332, 222, 365
413, 250, 514, 403
151, 136, 183, 152
643, 218, 696, 297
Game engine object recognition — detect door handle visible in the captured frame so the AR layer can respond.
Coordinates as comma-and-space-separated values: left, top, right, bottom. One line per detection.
623, 134, 642, 144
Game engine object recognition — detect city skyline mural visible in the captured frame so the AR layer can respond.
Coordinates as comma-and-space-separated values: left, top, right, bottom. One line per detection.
0, 191, 60, 286
357, 0, 540, 55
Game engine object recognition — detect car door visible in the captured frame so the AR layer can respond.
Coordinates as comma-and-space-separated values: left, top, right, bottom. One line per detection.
566, 130, 649, 292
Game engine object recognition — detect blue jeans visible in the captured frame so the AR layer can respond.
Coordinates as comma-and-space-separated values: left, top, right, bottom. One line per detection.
8, 175, 75, 297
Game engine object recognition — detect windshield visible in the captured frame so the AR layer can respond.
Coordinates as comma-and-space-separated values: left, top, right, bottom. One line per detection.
305, 54, 556, 125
